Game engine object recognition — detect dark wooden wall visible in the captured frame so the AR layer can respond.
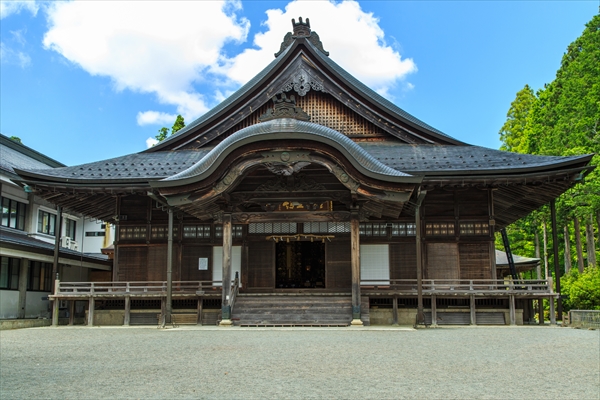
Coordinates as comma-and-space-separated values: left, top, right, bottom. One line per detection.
326, 241, 351, 288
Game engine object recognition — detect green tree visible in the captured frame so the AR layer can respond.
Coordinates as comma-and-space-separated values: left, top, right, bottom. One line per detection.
155, 115, 186, 143
561, 267, 600, 311
9, 136, 22, 144
171, 115, 185, 135
498, 84, 536, 153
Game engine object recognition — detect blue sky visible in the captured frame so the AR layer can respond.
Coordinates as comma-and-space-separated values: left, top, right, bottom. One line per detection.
1, 1, 597, 166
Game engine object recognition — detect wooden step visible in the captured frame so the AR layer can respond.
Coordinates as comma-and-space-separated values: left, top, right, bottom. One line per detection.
232, 295, 358, 327
476, 312, 506, 325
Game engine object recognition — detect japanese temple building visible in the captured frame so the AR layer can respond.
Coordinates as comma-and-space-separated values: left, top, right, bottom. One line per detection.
14, 18, 594, 327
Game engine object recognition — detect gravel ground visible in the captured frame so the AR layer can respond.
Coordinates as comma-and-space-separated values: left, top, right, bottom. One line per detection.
1, 325, 598, 400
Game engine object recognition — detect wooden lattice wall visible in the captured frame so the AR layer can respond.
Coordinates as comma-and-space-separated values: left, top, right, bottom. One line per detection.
213, 91, 388, 145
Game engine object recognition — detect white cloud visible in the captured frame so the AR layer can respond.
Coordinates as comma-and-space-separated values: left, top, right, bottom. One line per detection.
136, 111, 177, 126
0, 0, 38, 19
40, 0, 415, 133
0, 42, 31, 67
43, 0, 249, 124
146, 137, 159, 148
219, 0, 416, 95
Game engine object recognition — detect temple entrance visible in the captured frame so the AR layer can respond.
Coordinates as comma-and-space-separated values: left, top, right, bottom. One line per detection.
275, 242, 325, 289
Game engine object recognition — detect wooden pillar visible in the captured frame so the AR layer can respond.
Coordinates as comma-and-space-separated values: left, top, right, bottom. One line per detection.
165, 207, 174, 324
197, 297, 203, 325
220, 213, 233, 325
87, 297, 95, 326
392, 296, 398, 326
350, 209, 363, 326
123, 296, 130, 326
470, 295, 476, 325
17, 258, 28, 319
550, 200, 562, 320
51, 276, 60, 327
51, 207, 63, 325
113, 197, 121, 281
415, 191, 426, 325
538, 298, 544, 325
549, 296, 556, 325
509, 295, 516, 326
68, 300, 75, 326
431, 294, 437, 327
160, 297, 166, 327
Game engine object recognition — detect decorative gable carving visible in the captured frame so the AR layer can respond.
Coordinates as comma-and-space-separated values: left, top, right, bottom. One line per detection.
259, 93, 310, 122
278, 67, 325, 97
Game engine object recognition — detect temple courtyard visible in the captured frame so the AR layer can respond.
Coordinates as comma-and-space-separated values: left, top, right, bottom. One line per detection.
1, 326, 598, 399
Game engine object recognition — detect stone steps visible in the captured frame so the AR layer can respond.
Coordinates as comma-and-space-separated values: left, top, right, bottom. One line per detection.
232, 295, 370, 327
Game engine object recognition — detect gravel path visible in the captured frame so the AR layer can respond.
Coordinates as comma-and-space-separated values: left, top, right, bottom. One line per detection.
1, 325, 598, 400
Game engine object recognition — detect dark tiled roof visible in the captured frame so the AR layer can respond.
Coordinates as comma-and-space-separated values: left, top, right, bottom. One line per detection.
0, 139, 58, 178
17, 139, 591, 184
0, 226, 110, 263
495, 250, 540, 266
160, 119, 417, 186
149, 46, 294, 151
358, 142, 593, 175
305, 40, 461, 143
17, 149, 209, 183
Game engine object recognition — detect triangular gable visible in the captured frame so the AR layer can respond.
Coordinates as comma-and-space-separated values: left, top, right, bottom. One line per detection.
147, 22, 465, 153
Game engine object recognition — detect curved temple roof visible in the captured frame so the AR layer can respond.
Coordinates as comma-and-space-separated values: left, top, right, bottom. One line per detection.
153, 119, 421, 188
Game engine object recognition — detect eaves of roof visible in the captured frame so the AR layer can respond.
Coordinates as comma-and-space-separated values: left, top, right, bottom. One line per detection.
0, 226, 111, 266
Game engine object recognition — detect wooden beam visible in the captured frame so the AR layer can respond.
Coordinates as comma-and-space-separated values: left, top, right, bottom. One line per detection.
509, 295, 516, 325
123, 296, 130, 326
550, 199, 562, 320
538, 298, 544, 325
220, 213, 233, 325
165, 208, 173, 324
68, 301, 75, 326
431, 294, 437, 327
87, 297, 95, 327
392, 296, 398, 325
415, 191, 426, 325
470, 294, 476, 325
350, 209, 363, 326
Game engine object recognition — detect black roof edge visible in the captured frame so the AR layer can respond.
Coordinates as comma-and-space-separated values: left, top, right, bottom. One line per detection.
417, 153, 595, 177
0, 133, 66, 168
11, 168, 156, 188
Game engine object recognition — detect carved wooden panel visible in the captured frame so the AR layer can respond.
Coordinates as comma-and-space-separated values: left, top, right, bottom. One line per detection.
459, 243, 491, 280
426, 243, 459, 280
247, 241, 275, 288
326, 241, 351, 288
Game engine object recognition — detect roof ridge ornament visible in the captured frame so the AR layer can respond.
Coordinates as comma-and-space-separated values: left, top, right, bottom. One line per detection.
259, 93, 311, 122
274, 17, 329, 58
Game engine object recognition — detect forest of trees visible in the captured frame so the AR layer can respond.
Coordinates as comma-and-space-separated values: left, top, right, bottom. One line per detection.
497, 15, 599, 311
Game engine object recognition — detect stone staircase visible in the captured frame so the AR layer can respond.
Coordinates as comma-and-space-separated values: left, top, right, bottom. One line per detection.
231, 294, 370, 327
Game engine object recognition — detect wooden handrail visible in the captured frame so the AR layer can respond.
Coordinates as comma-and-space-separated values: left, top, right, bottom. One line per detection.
359, 278, 552, 293
56, 281, 225, 295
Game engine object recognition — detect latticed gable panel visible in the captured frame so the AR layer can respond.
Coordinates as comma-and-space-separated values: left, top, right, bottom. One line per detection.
182, 91, 395, 149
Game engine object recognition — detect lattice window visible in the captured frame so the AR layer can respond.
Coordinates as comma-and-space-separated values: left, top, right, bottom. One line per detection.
215, 225, 243, 238
390, 223, 416, 237
459, 222, 490, 236
249, 222, 297, 234
425, 222, 455, 236
183, 225, 211, 239
119, 226, 147, 240
359, 223, 388, 237
150, 225, 179, 239
303, 222, 350, 233
295, 92, 386, 137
